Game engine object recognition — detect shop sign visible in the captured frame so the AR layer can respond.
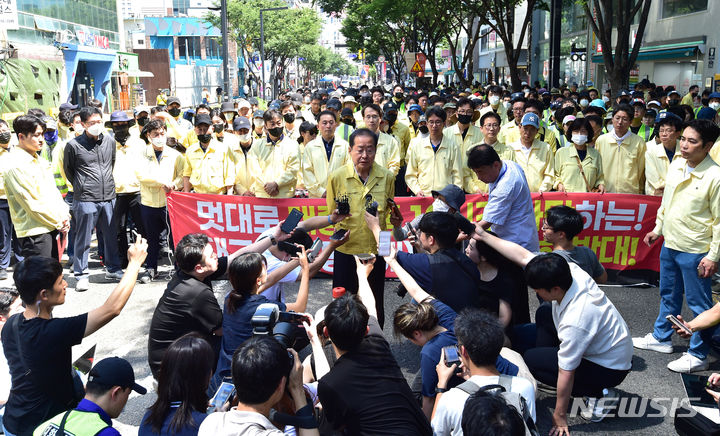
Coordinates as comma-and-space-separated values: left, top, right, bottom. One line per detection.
0, 0, 19, 30
76, 28, 110, 49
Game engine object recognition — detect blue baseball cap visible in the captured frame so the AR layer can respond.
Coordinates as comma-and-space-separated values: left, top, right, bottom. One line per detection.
655, 111, 682, 124
709, 92, 720, 100
408, 104, 422, 114
697, 107, 717, 120
521, 113, 540, 129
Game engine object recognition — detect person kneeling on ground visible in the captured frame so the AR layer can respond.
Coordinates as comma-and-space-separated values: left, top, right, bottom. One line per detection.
386, 247, 525, 420
198, 336, 318, 436
471, 226, 632, 434
34, 357, 146, 436
431, 309, 536, 435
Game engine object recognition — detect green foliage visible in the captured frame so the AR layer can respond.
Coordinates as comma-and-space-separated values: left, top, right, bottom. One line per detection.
300, 45, 355, 76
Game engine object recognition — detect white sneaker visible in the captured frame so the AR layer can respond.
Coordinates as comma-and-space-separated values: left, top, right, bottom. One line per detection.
105, 270, 124, 281
632, 333, 673, 354
580, 388, 619, 422
667, 352, 709, 373
75, 278, 90, 292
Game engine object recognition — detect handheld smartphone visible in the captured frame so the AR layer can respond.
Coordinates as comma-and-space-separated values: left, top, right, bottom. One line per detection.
277, 241, 301, 257
330, 229, 348, 241
405, 222, 417, 238
454, 212, 476, 236
131, 230, 140, 243
707, 380, 720, 393
378, 230, 392, 257
307, 238, 323, 263
208, 381, 235, 413
698, 263, 706, 278
666, 314, 692, 335
442, 345, 461, 367
281, 208, 303, 234
386, 198, 397, 208
356, 253, 376, 262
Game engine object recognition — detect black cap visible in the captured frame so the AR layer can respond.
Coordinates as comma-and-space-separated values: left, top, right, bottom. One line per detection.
383, 102, 399, 113
326, 98, 342, 110
232, 116, 251, 131
166, 96, 181, 106
87, 357, 146, 394
59, 102, 78, 111
194, 113, 212, 126
430, 184, 466, 212
341, 108, 353, 118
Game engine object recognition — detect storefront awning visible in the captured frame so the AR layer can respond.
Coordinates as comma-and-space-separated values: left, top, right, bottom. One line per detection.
592, 40, 704, 63
112, 70, 154, 78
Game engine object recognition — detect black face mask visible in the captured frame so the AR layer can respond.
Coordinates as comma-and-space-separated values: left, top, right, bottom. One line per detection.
394, 92, 404, 100
542, 97, 551, 106
168, 107, 181, 117
0, 131, 11, 144
386, 113, 398, 125
112, 126, 130, 144
703, 98, 710, 106
692, 92, 698, 98
457, 114, 473, 125
136, 116, 149, 127
197, 133, 212, 143
213, 123, 225, 133
342, 118, 354, 125
268, 127, 284, 138
419, 126, 429, 134
283, 113, 296, 123
668, 99, 680, 106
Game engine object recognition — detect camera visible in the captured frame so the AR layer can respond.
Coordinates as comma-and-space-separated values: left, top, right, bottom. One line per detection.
335, 195, 350, 215
252, 303, 310, 351
365, 194, 378, 216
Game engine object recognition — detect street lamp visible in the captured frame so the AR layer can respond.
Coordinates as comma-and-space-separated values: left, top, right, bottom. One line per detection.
260, 6, 288, 101
209, 0, 231, 100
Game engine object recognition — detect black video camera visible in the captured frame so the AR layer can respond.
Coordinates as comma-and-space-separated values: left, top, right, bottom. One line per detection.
251, 303, 310, 351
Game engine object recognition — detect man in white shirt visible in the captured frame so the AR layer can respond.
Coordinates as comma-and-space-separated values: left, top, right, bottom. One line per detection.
432, 309, 536, 436
471, 228, 632, 435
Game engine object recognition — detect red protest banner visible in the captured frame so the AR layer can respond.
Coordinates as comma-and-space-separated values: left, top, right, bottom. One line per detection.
166, 192, 662, 275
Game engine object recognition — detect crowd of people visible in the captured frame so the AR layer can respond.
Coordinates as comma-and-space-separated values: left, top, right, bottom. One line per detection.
1, 78, 720, 436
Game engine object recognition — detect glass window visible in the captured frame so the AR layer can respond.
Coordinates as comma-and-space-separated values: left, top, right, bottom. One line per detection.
178, 37, 187, 58
662, 0, 707, 18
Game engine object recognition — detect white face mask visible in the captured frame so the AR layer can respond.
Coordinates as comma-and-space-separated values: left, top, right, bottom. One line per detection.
151, 136, 166, 148
489, 95, 500, 106
253, 119, 264, 128
602, 96, 610, 103
579, 99, 589, 107
73, 124, 84, 135
572, 134, 588, 145
502, 101, 511, 110
304, 97, 311, 104
86, 123, 104, 137
238, 133, 251, 143
710, 102, 720, 111
432, 198, 449, 212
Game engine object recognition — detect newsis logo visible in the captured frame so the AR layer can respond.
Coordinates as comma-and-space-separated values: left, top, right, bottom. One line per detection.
569, 396, 700, 419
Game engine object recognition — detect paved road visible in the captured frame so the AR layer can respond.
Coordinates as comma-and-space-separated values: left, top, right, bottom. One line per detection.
2, 255, 713, 435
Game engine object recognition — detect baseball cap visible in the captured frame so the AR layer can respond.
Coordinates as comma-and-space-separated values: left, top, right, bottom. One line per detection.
697, 107, 717, 120
647, 100, 662, 108
220, 101, 236, 113
343, 96, 358, 105
87, 357, 146, 395
589, 99, 606, 109
59, 102, 78, 111
668, 90, 681, 98
521, 113, 540, 129
340, 108, 354, 118
407, 104, 422, 114
709, 92, 720, 100
383, 102, 399, 113
247, 97, 259, 106
562, 115, 576, 125
632, 98, 646, 106
326, 98, 342, 111
618, 90, 631, 97
232, 116, 251, 131
510, 92, 524, 101
645, 109, 657, 118
442, 102, 457, 110
430, 184, 466, 212
166, 96, 181, 106
194, 113, 212, 126
655, 111, 681, 124
253, 109, 265, 119
134, 105, 150, 117
42, 116, 58, 130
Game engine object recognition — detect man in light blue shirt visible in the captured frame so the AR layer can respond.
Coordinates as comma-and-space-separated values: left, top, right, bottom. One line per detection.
467, 144, 539, 252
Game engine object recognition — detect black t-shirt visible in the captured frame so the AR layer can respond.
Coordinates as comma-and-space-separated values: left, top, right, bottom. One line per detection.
147, 257, 227, 377
1, 313, 88, 436
318, 317, 432, 436
479, 265, 531, 325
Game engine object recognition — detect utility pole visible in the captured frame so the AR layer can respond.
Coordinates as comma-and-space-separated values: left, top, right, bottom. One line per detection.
549, 0, 562, 88
260, 6, 288, 101
221, 0, 230, 99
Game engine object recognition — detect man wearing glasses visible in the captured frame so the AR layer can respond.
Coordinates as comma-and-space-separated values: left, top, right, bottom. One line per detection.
497, 94, 527, 145
405, 107, 463, 197
594, 104, 647, 194
361, 103, 401, 176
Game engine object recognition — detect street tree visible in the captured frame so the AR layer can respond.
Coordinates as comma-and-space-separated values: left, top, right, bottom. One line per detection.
580, 0, 652, 97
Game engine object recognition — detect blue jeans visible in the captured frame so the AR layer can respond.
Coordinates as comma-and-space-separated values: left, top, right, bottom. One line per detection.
73, 199, 121, 278
653, 244, 715, 360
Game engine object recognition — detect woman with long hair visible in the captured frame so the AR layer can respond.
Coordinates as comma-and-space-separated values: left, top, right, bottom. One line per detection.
139, 334, 215, 436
